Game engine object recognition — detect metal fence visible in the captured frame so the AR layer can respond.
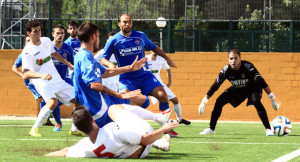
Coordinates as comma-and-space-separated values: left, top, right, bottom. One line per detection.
2, 0, 300, 52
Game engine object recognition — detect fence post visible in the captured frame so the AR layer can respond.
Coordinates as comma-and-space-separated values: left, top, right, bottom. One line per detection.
290, 20, 294, 52
167, 20, 173, 53
229, 21, 233, 50
107, 20, 112, 32
47, 0, 52, 38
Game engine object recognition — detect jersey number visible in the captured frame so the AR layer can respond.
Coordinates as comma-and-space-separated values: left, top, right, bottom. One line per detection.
93, 144, 115, 158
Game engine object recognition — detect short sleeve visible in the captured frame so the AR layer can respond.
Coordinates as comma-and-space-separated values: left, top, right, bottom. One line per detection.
141, 32, 156, 51
21, 49, 32, 71
101, 40, 114, 60
14, 54, 23, 68
162, 59, 170, 70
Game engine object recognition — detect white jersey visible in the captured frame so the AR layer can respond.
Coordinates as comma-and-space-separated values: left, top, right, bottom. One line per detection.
67, 122, 152, 158
146, 55, 169, 84
21, 37, 63, 86
94, 49, 119, 91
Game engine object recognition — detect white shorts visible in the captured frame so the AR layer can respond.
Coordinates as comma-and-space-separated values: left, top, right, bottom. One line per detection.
150, 84, 176, 104
35, 80, 74, 106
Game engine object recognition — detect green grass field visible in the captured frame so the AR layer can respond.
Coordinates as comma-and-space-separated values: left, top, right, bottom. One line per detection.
0, 119, 299, 162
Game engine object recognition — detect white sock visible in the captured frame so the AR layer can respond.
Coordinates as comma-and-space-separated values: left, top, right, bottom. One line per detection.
173, 103, 182, 121
123, 105, 159, 121
32, 105, 52, 129
71, 107, 79, 132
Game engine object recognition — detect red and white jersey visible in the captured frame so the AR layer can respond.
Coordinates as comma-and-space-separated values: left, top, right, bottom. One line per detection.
21, 37, 63, 86
146, 54, 169, 84
66, 122, 151, 158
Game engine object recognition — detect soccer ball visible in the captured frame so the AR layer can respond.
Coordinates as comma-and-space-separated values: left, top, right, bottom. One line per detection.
271, 116, 292, 136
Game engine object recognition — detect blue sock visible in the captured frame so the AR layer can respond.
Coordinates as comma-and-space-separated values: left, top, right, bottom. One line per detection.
140, 96, 150, 108
159, 102, 169, 111
52, 101, 62, 125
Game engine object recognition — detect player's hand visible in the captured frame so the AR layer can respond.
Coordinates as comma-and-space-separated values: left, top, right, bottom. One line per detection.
166, 58, 177, 68
41, 74, 52, 80
166, 82, 171, 87
161, 122, 179, 132
268, 92, 281, 110
198, 96, 208, 115
119, 89, 141, 99
130, 56, 147, 71
21, 74, 28, 80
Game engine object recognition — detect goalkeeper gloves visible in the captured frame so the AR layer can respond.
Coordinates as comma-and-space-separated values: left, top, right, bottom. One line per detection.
198, 96, 208, 115
268, 92, 281, 110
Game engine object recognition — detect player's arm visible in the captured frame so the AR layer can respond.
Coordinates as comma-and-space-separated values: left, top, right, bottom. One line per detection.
12, 65, 25, 78
166, 69, 172, 87
45, 147, 69, 157
140, 122, 178, 146
51, 52, 74, 70
152, 46, 177, 68
90, 81, 141, 99
102, 56, 147, 78
198, 67, 226, 115
100, 58, 116, 68
23, 69, 52, 80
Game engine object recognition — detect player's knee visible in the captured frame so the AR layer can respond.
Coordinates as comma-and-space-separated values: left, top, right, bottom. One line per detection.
140, 96, 150, 108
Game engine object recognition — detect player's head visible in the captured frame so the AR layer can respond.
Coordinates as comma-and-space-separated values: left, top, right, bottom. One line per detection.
71, 106, 93, 135
150, 42, 160, 56
78, 22, 100, 52
228, 49, 241, 70
107, 31, 116, 40
67, 20, 79, 38
118, 14, 133, 34
52, 24, 65, 43
25, 20, 41, 41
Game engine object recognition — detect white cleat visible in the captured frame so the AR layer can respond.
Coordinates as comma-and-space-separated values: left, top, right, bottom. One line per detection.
199, 128, 215, 135
152, 134, 171, 152
157, 108, 172, 126
265, 129, 274, 136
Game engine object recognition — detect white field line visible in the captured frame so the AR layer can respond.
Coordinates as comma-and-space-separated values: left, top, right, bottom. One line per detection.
271, 148, 300, 162
173, 141, 300, 145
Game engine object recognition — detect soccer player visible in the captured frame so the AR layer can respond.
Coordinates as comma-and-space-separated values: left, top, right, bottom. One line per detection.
147, 42, 191, 126
46, 105, 178, 158
12, 35, 58, 127
94, 31, 119, 92
198, 49, 281, 136
51, 24, 75, 131
100, 14, 177, 134
74, 22, 160, 128
64, 20, 81, 55
22, 20, 79, 137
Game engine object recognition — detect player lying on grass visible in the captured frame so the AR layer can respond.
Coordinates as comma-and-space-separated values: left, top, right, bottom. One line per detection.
46, 105, 178, 158
198, 49, 281, 136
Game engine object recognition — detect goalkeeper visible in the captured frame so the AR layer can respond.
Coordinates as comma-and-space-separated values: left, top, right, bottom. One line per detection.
198, 49, 280, 136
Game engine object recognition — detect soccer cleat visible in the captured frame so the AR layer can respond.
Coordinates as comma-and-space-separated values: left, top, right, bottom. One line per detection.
29, 128, 42, 137
43, 118, 54, 126
178, 118, 191, 125
265, 129, 274, 136
69, 130, 82, 136
199, 128, 215, 135
157, 108, 172, 126
152, 134, 171, 152
166, 129, 179, 137
53, 124, 62, 131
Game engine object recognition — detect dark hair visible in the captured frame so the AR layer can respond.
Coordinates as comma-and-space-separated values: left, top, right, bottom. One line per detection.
228, 49, 241, 57
67, 20, 79, 28
71, 106, 93, 134
153, 42, 160, 47
78, 22, 99, 43
118, 14, 133, 22
107, 31, 116, 39
25, 20, 41, 33
52, 24, 65, 32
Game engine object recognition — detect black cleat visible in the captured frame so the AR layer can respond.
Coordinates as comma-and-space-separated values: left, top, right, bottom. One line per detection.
178, 118, 191, 125
43, 119, 54, 126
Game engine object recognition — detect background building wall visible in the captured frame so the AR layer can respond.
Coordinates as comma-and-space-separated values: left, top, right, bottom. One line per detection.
1, 50, 299, 122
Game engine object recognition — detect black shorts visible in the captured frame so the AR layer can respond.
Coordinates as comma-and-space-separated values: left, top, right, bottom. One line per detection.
221, 86, 262, 108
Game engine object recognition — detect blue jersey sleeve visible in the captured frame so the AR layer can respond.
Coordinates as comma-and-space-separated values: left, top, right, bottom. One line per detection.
14, 54, 22, 68
101, 38, 114, 60
81, 55, 106, 86
140, 32, 157, 51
